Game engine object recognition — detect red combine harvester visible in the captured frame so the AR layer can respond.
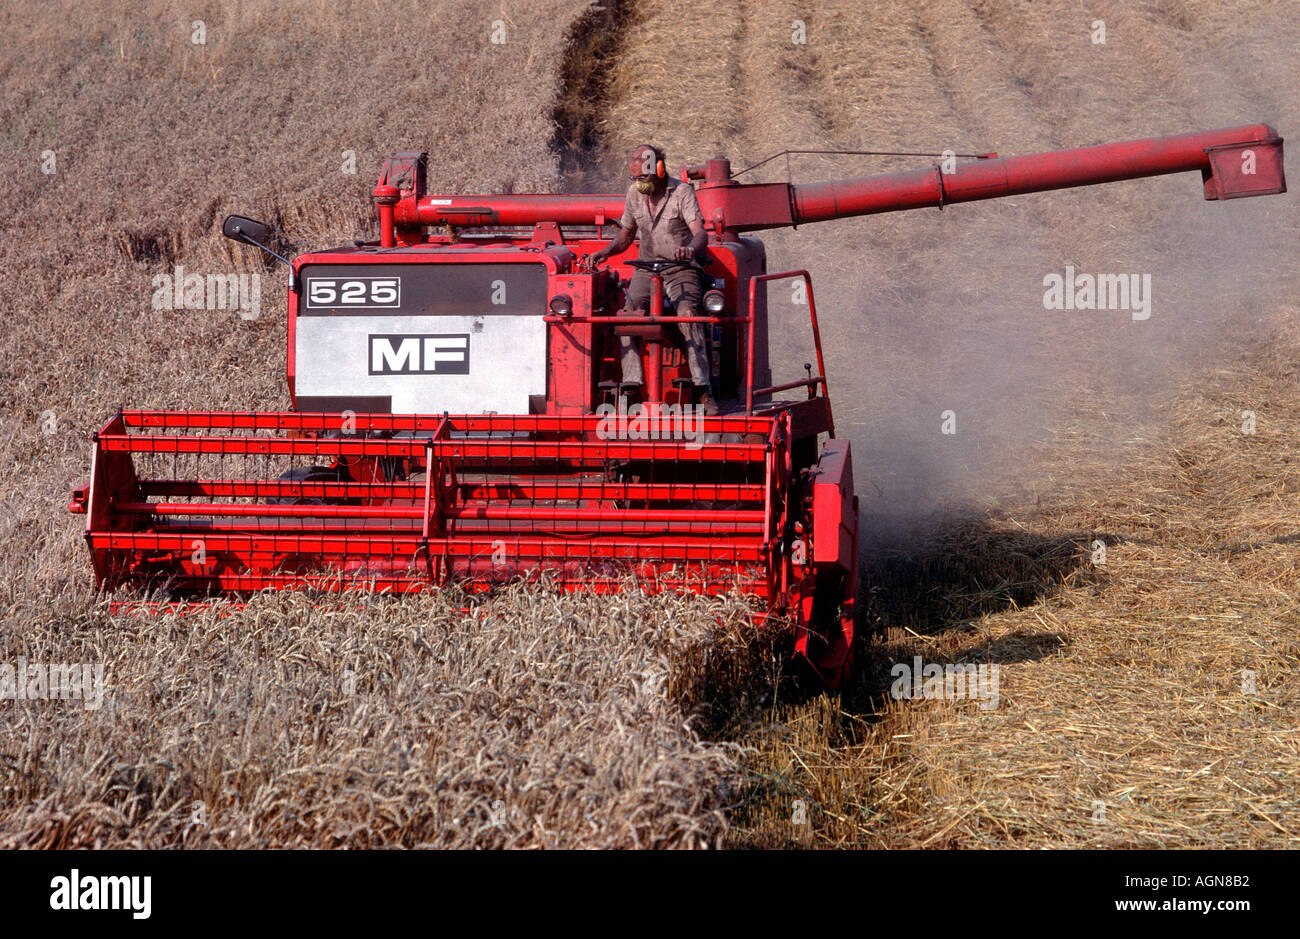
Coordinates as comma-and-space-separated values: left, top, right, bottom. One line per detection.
71, 124, 1285, 684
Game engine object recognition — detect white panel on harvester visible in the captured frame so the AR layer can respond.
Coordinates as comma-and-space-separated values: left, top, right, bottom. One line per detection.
296, 313, 546, 413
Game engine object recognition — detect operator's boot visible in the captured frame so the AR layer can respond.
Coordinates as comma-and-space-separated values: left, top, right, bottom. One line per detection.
619, 382, 644, 413
694, 385, 719, 416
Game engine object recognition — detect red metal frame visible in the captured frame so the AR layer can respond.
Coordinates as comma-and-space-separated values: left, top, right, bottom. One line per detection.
75, 410, 777, 586
398, 125, 1283, 239
72, 406, 855, 681
746, 270, 832, 431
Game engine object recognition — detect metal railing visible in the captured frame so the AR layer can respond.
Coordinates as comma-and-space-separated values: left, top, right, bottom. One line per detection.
746, 270, 834, 436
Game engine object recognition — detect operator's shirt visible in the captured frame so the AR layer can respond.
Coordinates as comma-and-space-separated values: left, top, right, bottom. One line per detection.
620, 178, 704, 261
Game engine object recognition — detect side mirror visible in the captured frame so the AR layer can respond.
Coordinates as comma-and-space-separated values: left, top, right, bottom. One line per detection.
223, 215, 270, 245
221, 214, 292, 276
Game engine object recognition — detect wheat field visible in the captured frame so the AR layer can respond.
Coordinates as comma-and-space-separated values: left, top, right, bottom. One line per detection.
1, 0, 1297, 848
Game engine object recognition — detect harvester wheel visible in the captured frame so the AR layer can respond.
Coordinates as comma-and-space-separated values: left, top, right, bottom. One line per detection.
802, 568, 857, 687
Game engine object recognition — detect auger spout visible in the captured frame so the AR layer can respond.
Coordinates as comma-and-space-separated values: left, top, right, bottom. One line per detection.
390, 124, 1283, 243
789, 123, 1284, 226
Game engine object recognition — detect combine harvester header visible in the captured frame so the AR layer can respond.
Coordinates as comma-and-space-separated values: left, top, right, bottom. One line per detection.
71, 123, 1285, 685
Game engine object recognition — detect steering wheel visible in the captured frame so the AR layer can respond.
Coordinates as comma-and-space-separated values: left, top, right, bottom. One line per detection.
626, 258, 702, 274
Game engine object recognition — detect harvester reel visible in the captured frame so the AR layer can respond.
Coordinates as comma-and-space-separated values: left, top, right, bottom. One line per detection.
270, 465, 346, 505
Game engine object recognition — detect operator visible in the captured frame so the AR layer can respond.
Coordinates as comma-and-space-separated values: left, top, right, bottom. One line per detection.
587, 144, 717, 415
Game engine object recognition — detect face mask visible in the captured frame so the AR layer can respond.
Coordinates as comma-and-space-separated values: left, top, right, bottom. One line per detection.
635, 180, 656, 195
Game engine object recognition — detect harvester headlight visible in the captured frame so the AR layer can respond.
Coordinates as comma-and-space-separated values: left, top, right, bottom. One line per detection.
702, 289, 726, 313
549, 294, 573, 316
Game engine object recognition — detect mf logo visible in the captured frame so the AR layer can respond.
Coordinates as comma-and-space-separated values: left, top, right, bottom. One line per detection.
369, 334, 470, 375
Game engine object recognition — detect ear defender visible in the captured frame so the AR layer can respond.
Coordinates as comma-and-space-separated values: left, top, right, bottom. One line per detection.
656, 158, 665, 178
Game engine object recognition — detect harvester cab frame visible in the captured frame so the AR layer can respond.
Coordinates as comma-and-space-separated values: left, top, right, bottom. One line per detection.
71, 125, 1285, 686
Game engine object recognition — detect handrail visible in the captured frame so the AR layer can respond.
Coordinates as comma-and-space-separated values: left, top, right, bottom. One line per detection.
745, 270, 834, 436
753, 376, 823, 397
543, 315, 748, 324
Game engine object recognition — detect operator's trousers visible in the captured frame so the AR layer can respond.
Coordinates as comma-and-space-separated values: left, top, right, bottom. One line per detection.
619, 267, 710, 387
